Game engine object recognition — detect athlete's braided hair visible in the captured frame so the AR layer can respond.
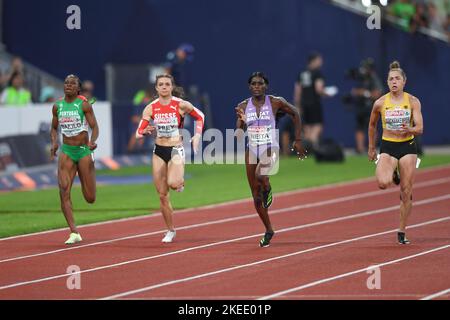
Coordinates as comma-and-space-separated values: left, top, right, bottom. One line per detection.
248, 71, 269, 85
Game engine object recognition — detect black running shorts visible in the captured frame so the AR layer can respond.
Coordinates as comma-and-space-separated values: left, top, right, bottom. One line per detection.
380, 138, 417, 160
153, 144, 185, 164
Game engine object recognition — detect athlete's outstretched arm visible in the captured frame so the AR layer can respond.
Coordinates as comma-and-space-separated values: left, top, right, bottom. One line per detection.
277, 97, 301, 139
83, 101, 99, 150
180, 100, 205, 137
136, 104, 154, 139
368, 99, 382, 161
274, 96, 306, 159
50, 104, 59, 160
180, 100, 205, 153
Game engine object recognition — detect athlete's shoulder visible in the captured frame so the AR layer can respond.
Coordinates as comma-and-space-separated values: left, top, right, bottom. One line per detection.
172, 96, 183, 103
237, 98, 249, 109
55, 96, 65, 104
148, 98, 160, 106
406, 92, 421, 105
269, 95, 287, 104
77, 95, 88, 102
54, 97, 65, 110
374, 93, 388, 107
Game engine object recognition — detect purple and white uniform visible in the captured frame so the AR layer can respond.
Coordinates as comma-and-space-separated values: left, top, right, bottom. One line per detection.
245, 95, 279, 159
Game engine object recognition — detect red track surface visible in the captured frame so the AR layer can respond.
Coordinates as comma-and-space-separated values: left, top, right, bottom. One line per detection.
0, 166, 449, 300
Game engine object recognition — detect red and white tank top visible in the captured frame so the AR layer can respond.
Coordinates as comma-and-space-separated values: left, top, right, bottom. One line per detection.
150, 97, 184, 138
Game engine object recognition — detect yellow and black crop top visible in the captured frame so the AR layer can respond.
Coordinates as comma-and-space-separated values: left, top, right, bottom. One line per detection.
381, 92, 414, 142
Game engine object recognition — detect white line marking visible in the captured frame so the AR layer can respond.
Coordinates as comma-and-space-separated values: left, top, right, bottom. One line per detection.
259, 244, 450, 300
1, 194, 447, 293
2, 178, 449, 264
421, 288, 450, 300
1, 165, 448, 242
101, 217, 450, 300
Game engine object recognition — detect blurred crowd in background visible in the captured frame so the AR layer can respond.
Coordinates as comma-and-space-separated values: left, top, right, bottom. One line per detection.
341, 0, 450, 39
0, 55, 95, 107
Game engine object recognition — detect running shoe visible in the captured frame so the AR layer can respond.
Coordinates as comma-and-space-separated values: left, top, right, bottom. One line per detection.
262, 187, 273, 209
393, 167, 400, 185
397, 232, 410, 245
259, 231, 275, 248
65, 232, 82, 245
162, 230, 176, 243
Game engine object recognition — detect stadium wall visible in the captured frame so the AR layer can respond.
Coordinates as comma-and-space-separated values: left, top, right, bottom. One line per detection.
3, 0, 449, 148
0, 103, 113, 159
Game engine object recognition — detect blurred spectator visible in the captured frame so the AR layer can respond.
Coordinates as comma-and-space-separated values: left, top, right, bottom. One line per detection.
0, 56, 25, 91
410, 2, 429, 33
8, 56, 25, 77
345, 58, 383, 154
127, 84, 156, 153
427, 2, 446, 33
0, 59, 10, 91
165, 43, 195, 91
389, 0, 416, 32
81, 80, 95, 101
446, 13, 450, 41
0, 72, 32, 106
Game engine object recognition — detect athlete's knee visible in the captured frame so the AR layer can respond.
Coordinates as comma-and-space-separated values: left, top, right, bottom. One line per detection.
377, 178, 391, 190
58, 183, 71, 199
84, 193, 96, 204
252, 190, 262, 206
159, 193, 170, 205
256, 172, 269, 184
400, 186, 413, 202
378, 182, 388, 190
168, 178, 184, 190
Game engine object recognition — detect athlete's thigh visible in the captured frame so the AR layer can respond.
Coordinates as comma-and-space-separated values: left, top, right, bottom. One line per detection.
168, 147, 185, 184
376, 153, 398, 182
58, 152, 77, 189
77, 153, 96, 195
152, 154, 169, 194
245, 150, 259, 190
256, 148, 278, 177
398, 154, 417, 188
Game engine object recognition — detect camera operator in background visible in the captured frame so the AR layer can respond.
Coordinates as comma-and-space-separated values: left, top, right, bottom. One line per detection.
343, 58, 383, 154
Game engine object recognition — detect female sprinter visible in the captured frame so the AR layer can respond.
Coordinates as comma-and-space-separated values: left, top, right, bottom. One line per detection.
136, 74, 204, 243
236, 72, 306, 247
368, 61, 423, 244
50, 74, 99, 244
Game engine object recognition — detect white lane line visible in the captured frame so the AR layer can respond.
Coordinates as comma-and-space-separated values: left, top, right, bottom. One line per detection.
1, 197, 449, 292
2, 177, 449, 264
1, 164, 449, 242
259, 244, 450, 300
420, 288, 450, 300
101, 216, 450, 300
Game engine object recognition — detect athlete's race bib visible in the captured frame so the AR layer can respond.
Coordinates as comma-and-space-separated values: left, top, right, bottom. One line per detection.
248, 126, 272, 146
154, 117, 179, 138
60, 115, 85, 137
385, 108, 411, 131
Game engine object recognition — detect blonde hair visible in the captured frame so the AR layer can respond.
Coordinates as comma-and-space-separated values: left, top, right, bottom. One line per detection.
388, 60, 406, 80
